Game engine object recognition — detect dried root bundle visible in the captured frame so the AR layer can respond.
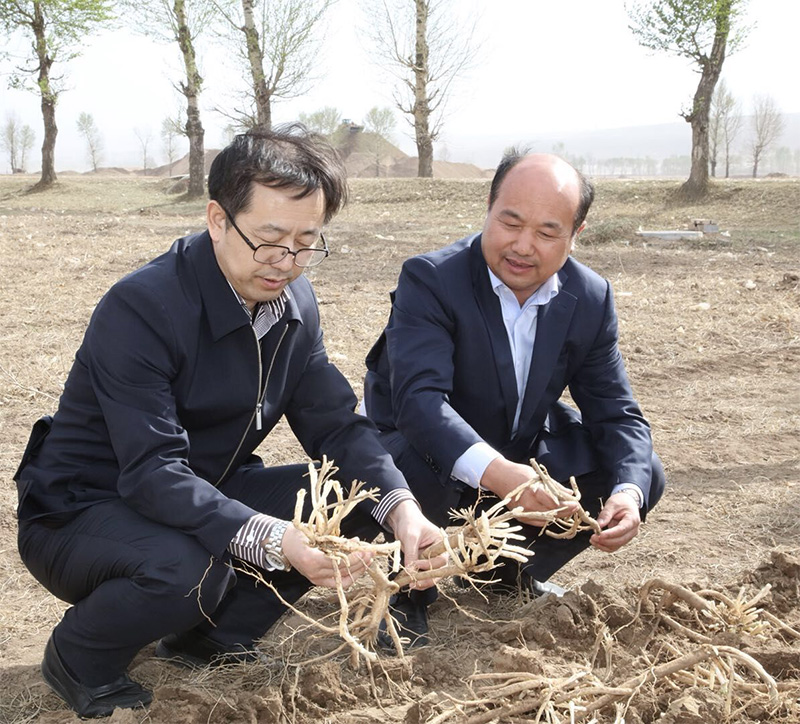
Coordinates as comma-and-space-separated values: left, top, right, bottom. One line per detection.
237, 457, 601, 663
429, 643, 779, 723
427, 576, 794, 723
638, 577, 800, 643
506, 459, 602, 538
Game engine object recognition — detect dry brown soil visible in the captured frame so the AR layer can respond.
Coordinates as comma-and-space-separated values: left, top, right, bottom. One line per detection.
0, 175, 798, 723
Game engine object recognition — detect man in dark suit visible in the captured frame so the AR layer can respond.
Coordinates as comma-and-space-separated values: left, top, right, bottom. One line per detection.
14, 127, 442, 718
364, 149, 665, 644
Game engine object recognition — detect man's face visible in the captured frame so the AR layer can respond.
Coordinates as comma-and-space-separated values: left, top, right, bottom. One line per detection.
208, 183, 326, 309
481, 155, 583, 305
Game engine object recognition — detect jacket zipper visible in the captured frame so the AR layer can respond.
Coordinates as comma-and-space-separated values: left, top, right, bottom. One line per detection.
213, 323, 288, 486
256, 324, 289, 430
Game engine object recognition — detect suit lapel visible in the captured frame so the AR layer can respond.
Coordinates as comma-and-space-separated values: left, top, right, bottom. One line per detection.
515, 267, 577, 441
469, 237, 518, 432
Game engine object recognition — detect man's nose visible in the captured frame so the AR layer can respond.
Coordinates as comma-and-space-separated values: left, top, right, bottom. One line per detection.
273, 250, 298, 270
511, 227, 536, 254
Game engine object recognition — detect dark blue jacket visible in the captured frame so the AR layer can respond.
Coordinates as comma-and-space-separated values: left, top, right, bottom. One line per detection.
364, 234, 655, 508
16, 231, 409, 558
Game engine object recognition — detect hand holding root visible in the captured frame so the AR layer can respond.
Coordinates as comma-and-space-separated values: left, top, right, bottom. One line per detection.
505, 458, 602, 539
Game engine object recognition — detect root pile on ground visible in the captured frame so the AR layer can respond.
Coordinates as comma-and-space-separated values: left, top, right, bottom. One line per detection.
424, 575, 800, 723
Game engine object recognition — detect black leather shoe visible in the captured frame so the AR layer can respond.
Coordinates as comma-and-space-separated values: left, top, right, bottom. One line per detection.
377, 590, 430, 652
156, 630, 271, 668
41, 635, 152, 718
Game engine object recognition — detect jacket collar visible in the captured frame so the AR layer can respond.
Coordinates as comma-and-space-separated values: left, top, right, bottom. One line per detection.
469, 235, 519, 433
187, 231, 301, 342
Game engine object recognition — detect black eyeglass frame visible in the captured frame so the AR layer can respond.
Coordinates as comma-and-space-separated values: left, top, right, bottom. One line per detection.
221, 206, 330, 268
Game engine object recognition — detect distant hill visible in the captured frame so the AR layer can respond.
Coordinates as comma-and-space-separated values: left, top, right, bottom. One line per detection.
331, 124, 489, 178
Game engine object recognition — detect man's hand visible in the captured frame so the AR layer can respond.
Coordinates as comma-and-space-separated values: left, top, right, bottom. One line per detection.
280, 523, 373, 588
386, 500, 447, 590
481, 457, 579, 525
590, 492, 641, 553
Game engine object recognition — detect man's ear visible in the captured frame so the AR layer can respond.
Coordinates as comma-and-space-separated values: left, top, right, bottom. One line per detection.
570, 222, 587, 252
207, 200, 226, 242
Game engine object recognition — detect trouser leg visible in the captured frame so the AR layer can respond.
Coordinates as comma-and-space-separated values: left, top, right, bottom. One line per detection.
195, 463, 383, 648
18, 500, 234, 686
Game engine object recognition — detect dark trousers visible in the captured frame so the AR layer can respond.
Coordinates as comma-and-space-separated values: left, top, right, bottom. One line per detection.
18, 463, 380, 686
379, 429, 666, 586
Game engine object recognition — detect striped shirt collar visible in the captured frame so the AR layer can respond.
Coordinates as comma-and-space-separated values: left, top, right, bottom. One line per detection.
227, 282, 290, 340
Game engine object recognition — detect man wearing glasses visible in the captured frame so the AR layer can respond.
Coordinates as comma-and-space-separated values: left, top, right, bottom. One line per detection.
14, 127, 443, 718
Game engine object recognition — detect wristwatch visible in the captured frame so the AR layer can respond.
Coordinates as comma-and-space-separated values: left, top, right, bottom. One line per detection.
617, 485, 644, 508
260, 520, 292, 571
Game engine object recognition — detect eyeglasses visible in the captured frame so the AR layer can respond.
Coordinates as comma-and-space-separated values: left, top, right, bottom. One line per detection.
222, 207, 330, 268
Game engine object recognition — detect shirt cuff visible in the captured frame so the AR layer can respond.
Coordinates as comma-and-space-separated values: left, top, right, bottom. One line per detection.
372, 487, 418, 527
229, 513, 286, 571
611, 484, 644, 508
451, 442, 502, 489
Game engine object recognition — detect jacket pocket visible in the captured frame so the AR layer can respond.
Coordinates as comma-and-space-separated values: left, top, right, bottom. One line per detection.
14, 415, 54, 481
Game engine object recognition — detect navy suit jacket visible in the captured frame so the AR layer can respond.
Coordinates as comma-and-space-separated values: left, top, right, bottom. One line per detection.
364, 234, 655, 508
16, 231, 408, 558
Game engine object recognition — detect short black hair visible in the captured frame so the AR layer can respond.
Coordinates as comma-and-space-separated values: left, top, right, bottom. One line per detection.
488, 146, 595, 235
207, 124, 348, 223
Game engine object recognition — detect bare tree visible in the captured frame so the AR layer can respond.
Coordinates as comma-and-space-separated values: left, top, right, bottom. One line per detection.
363, 106, 396, 177
214, 0, 335, 131
2, 115, 37, 173
298, 106, 342, 137
750, 94, 784, 178
363, 0, 476, 178
19, 122, 35, 171
118, 0, 216, 197
134, 126, 154, 174
628, 0, 748, 199
161, 116, 182, 175
719, 90, 743, 178
3, 115, 20, 172
710, 79, 743, 179
0, 0, 112, 189
76, 112, 103, 171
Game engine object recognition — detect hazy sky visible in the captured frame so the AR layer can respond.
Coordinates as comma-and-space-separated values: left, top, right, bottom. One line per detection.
2, 0, 798, 172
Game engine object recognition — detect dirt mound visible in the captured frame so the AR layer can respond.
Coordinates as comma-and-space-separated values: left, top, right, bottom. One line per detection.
145, 149, 221, 178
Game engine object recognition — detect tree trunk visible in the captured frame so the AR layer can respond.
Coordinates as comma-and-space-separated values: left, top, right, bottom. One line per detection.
242, 0, 272, 130
32, 0, 57, 190
413, 0, 433, 178
175, 0, 206, 199
678, 2, 732, 200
